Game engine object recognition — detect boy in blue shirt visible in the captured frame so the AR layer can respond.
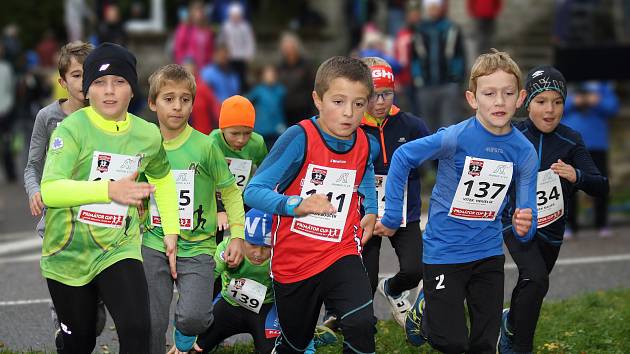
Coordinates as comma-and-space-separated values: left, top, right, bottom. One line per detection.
376, 49, 538, 353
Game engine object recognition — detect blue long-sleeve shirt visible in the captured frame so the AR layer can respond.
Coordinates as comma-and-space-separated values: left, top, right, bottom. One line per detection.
382, 116, 539, 264
244, 117, 378, 216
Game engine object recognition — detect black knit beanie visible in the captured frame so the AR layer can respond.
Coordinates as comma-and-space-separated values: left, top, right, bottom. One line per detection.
524, 65, 567, 108
82, 42, 138, 97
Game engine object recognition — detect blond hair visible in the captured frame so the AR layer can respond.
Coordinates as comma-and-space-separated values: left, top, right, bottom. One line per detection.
148, 64, 197, 104
469, 49, 522, 93
58, 41, 94, 78
360, 56, 390, 68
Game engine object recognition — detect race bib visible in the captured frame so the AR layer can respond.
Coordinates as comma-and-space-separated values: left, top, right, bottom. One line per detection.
375, 174, 407, 227
227, 278, 267, 313
264, 304, 281, 338
448, 156, 513, 221
226, 157, 252, 191
78, 151, 139, 228
149, 169, 195, 230
291, 164, 356, 242
536, 169, 564, 228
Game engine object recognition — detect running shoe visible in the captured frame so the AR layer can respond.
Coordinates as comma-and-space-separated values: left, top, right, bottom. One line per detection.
498, 308, 515, 354
404, 288, 426, 346
313, 325, 338, 348
378, 278, 411, 327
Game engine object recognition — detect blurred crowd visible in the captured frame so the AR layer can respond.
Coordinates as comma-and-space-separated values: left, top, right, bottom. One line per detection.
1, 0, 627, 234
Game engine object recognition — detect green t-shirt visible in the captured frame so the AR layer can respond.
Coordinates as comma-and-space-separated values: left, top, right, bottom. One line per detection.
209, 129, 268, 189
41, 107, 170, 286
143, 125, 236, 257
215, 238, 273, 306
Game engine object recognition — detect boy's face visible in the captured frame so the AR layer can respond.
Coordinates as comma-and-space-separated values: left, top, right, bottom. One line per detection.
244, 241, 271, 265
59, 57, 85, 103
527, 90, 564, 133
466, 70, 526, 134
87, 75, 133, 120
367, 87, 394, 119
222, 126, 253, 150
313, 77, 370, 139
149, 80, 194, 132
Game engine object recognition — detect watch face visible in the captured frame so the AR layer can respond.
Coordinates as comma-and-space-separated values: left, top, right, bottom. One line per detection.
288, 197, 300, 206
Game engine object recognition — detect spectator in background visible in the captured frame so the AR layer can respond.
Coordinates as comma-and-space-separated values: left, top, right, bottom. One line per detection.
173, 0, 214, 69
246, 64, 287, 150
210, 0, 251, 25
64, 0, 92, 42
2, 24, 21, 68
562, 81, 619, 239
36, 30, 60, 69
96, 4, 128, 45
467, 0, 502, 56
410, 0, 466, 131
182, 58, 221, 134
200, 43, 240, 103
218, 2, 256, 91
358, 29, 402, 73
394, 0, 423, 112
276, 32, 315, 127
0, 42, 16, 182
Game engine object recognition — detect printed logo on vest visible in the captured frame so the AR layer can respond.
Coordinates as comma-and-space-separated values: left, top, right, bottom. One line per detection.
311, 168, 327, 185
468, 160, 484, 177
97, 154, 111, 173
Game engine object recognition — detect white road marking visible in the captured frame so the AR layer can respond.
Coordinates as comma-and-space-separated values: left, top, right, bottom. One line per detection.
0, 298, 51, 306
0, 236, 41, 256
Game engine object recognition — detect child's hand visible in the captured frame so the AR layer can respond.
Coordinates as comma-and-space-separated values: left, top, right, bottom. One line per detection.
217, 211, 229, 231
512, 208, 533, 237
550, 159, 577, 183
108, 171, 155, 207
164, 234, 178, 279
225, 238, 244, 268
29, 192, 45, 216
293, 194, 336, 217
373, 221, 397, 238
360, 214, 377, 246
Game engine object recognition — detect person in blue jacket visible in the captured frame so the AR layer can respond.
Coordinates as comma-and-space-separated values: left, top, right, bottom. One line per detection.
499, 66, 609, 354
562, 81, 619, 238
376, 49, 538, 353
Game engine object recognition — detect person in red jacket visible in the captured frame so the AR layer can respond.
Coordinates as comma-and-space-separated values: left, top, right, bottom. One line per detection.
183, 59, 221, 134
467, 0, 503, 55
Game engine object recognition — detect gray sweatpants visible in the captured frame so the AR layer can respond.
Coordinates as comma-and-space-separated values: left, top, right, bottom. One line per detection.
142, 246, 215, 354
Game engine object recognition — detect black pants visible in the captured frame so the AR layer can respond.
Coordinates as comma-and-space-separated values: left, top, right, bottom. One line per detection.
423, 255, 505, 354
46, 259, 150, 354
273, 255, 376, 354
568, 149, 609, 231
362, 220, 423, 295
504, 231, 561, 352
197, 298, 275, 354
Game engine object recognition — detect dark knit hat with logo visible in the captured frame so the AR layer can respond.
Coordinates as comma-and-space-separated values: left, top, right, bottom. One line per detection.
82, 42, 138, 97
524, 65, 567, 108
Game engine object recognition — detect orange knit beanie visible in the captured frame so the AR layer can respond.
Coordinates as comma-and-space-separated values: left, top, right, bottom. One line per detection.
219, 95, 256, 129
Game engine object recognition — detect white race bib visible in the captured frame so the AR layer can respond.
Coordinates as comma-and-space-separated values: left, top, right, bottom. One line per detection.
227, 278, 267, 313
226, 157, 252, 191
78, 151, 139, 228
149, 169, 195, 230
536, 169, 564, 228
448, 156, 513, 221
375, 174, 407, 227
290, 164, 356, 242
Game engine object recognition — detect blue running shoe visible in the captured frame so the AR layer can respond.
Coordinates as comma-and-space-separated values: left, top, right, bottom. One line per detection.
173, 326, 197, 352
498, 308, 514, 354
405, 288, 426, 346
314, 325, 338, 348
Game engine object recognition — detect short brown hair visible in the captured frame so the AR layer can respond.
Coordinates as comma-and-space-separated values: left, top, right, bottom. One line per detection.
148, 64, 197, 104
314, 56, 373, 99
360, 56, 390, 69
58, 41, 94, 78
468, 49, 522, 93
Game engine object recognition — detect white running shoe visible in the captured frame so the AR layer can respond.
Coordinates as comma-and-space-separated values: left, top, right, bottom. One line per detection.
378, 278, 411, 327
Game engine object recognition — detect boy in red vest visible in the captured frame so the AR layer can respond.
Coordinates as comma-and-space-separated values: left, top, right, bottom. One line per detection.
244, 56, 378, 354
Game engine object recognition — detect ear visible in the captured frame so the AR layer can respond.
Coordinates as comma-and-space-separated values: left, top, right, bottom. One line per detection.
516, 89, 527, 108
148, 99, 157, 112
465, 90, 478, 110
58, 76, 67, 89
312, 90, 322, 111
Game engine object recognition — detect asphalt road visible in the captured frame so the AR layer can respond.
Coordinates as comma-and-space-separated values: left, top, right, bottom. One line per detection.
1, 182, 629, 352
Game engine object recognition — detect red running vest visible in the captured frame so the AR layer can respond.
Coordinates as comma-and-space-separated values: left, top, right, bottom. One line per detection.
271, 119, 370, 283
